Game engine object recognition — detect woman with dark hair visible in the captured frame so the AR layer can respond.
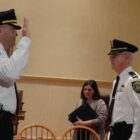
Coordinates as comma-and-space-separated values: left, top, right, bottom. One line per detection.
71, 80, 108, 140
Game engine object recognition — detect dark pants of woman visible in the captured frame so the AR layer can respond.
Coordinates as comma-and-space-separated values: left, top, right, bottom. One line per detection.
76, 129, 90, 140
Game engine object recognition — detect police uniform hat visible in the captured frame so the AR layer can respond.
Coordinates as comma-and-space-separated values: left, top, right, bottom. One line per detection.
0, 9, 21, 30
108, 39, 138, 55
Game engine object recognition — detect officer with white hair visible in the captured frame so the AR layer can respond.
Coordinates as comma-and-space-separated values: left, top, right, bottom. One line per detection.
108, 39, 140, 140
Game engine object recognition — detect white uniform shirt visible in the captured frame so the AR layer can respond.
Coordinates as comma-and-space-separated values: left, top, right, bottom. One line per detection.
111, 66, 140, 140
0, 37, 31, 114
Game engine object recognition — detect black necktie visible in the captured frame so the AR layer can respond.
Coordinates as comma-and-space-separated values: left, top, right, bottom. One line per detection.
108, 76, 120, 125
14, 82, 19, 115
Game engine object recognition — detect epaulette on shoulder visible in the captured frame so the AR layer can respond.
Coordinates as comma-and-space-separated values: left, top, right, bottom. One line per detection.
129, 71, 138, 79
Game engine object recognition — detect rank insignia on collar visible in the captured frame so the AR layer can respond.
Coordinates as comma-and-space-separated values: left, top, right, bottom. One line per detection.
132, 81, 140, 93
119, 85, 125, 92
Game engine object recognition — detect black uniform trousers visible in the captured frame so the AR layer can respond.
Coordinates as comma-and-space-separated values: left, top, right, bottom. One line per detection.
109, 122, 133, 140
0, 110, 14, 140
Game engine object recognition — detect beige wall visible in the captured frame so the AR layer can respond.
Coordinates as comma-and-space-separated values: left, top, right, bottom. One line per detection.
1, 0, 140, 137
17, 78, 111, 137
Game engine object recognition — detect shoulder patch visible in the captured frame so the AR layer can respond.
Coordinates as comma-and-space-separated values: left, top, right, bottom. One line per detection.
132, 81, 140, 93
129, 72, 138, 78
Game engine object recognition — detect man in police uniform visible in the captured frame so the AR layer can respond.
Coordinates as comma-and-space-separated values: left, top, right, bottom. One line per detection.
0, 9, 31, 140
108, 39, 140, 140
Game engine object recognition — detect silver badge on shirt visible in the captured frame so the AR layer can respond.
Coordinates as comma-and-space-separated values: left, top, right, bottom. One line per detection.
119, 85, 125, 92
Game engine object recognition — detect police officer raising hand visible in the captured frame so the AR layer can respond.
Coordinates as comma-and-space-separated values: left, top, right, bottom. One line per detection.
0, 9, 31, 140
22, 18, 31, 38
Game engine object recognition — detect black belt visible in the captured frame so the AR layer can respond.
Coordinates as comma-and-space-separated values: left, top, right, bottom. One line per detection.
0, 110, 14, 119
0, 103, 14, 119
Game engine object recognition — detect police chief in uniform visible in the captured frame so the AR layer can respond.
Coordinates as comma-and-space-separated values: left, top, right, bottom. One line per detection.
0, 9, 31, 140
108, 39, 140, 140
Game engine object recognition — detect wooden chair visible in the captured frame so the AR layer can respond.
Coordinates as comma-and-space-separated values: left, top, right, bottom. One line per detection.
100, 95, 110, 109
61, 125, 100, 140
15, 124, 56, 140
